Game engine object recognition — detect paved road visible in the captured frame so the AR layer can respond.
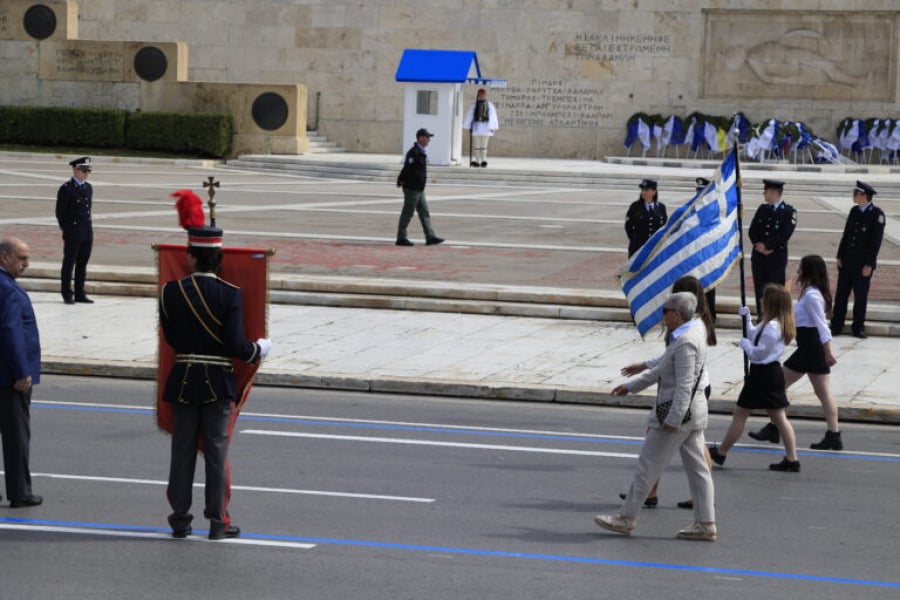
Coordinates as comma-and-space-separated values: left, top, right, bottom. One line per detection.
1, 376, 898, 599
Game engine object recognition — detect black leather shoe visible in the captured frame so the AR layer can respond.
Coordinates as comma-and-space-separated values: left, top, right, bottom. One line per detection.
851, 330, 868, 339
63, 297, 76, 305
619, 492, 657, 508
395, 238, 414, 246
480, 161, 488, 167
426, 237, 444, 246
677, 499, 694, 510
810, 430, 843, 451
10, 495, 43, 508
769, 457, 801, 472
171, 527, 192, 539
470, 161, 479, 167
75, 296, 94, 303
209, 523, 241, 540
748, 422, 780, 444
708, 445, 726, 466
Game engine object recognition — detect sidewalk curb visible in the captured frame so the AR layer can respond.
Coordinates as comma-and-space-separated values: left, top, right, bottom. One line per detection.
41, 359, 900, 425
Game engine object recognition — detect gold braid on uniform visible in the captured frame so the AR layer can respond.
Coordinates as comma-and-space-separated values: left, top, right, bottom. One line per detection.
177, 276, 223, 345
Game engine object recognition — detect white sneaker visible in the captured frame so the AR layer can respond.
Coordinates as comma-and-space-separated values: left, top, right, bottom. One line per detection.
676, 522, 717, 542
594, 514, 635, 536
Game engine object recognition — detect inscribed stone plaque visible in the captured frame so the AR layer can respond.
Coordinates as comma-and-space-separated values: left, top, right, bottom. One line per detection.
702, 11, 896, 102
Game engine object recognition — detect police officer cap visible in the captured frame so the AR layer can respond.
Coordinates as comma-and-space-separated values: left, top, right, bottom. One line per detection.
695, 177, 711, 191
639, 179, 657, 190
415, 128, 435, 138
854, 180, 877, 198
69, 156, 92, 170
762, 179, 784, 191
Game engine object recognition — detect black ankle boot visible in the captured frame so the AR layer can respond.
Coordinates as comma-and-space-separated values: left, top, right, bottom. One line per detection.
810, 430, 843, 451
748, 422, 780, 444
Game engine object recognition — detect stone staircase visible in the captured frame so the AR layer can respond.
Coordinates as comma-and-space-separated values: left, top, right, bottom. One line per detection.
18, 264, 900, 336
304, 130, 347, 154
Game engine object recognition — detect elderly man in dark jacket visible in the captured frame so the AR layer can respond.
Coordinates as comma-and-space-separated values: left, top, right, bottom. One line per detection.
0, 237, 43, 508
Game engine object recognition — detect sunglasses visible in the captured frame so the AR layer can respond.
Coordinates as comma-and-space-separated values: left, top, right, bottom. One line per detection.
662, 307, 677, 313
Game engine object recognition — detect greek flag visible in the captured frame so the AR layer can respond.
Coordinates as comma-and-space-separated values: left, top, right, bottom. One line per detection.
618, 149, 742, 337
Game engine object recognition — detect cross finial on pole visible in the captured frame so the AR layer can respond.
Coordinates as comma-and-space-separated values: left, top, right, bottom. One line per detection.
203, 177, 220, 226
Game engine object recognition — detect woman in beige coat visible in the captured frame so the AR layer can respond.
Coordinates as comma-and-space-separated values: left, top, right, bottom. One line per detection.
595, 291, 717, 541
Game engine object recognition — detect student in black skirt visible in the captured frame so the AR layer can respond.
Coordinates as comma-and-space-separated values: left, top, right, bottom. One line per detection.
708, 284, 800, 471
748, 255, 841, 450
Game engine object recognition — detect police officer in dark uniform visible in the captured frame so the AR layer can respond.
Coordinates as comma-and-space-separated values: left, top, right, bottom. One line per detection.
396, 128, 444, 247
55, 156, 94, 304
159, 222, 272, 540
830, 181, 886, 338
625, 179, 667, 257
748, 180, 796, 315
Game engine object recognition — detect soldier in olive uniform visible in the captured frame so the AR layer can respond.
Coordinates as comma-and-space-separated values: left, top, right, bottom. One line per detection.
55, 156, 94, 304
625, 179, 667, 258
830, 181, 886, 338
748, 180, 796, 315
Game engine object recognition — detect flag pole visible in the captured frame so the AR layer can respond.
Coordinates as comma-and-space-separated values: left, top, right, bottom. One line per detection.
732, 144, 750, 376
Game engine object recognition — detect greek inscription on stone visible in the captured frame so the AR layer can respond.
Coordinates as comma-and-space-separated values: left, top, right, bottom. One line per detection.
52, 46, 123, 78
498, 81, 613, 128
565, 32, 672, 63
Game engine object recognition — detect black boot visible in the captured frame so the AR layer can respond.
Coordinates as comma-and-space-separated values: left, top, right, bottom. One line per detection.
748, 422, 780, 444
810, 430, 843, 451
708, 444, 726, 466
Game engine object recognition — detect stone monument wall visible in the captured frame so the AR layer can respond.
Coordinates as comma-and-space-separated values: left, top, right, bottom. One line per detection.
1, 0, 898, 159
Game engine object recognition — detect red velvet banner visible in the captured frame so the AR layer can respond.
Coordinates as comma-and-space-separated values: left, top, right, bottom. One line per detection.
155, 244, 271, 433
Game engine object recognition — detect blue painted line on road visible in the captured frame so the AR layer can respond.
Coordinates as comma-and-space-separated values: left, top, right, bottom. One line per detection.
33, 403, 900, 461
2, 516, 898, 589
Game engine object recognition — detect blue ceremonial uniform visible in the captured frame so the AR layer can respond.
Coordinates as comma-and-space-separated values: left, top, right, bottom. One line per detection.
625, 199, 667, 257
748, 201, 796, 312
55, 177, 93, 301
0, 267, 41, 503
831, 203, 886, 336
159, 272, 260, 534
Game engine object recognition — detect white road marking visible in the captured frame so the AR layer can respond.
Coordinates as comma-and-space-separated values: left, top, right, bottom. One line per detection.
22, 471, 434, 503
0, 523, 316, 548
241, 430, 639, 459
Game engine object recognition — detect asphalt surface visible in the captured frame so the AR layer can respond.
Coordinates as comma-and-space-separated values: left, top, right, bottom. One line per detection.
1, 376, 899, 599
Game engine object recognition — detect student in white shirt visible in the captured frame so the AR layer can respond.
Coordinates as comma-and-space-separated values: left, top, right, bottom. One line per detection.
708, 284, 800, 471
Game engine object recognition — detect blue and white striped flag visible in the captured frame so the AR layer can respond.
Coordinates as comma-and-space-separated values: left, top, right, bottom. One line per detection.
618, 149, 742, 337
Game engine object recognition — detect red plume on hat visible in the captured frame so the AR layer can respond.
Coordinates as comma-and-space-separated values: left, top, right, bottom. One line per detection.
171, 189, 205, 230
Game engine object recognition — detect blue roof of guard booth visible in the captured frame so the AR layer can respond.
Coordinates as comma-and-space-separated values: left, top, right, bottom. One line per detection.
394, 49, 482, 83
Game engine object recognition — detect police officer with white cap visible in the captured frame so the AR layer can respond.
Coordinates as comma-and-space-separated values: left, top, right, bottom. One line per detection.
830, 181, 886, 338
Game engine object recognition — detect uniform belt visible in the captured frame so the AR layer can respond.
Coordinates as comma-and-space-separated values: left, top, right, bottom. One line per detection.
175, 354, 232, 367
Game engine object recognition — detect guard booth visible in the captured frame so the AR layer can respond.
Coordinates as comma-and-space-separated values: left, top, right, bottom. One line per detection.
395, 49, 505, 166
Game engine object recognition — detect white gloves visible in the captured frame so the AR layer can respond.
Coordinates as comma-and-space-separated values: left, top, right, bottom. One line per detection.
738, 306, 751, 318
256, 338, 272, 359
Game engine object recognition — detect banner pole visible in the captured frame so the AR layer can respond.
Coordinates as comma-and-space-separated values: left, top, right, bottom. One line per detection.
733, 145, 750, 377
